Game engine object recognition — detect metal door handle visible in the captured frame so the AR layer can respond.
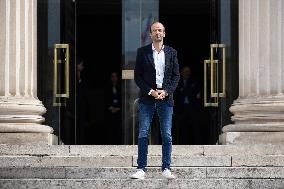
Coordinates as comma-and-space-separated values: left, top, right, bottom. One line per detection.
204, 43, 226, 107
53, 44, 70, 107
204, 59, 218, 107
210, 44, 226, 98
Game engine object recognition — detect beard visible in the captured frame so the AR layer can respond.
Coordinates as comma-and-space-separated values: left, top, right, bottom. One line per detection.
153, 37, 163, 42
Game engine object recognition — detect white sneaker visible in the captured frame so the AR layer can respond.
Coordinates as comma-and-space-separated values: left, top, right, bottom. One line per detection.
130, 169, 145, 179
162, 168, 175, 179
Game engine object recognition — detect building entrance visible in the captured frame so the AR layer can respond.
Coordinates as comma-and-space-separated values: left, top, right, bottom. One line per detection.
37, 0, 238, 145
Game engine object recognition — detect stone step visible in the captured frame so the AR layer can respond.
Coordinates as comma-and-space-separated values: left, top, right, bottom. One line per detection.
0, 179, 284, 189
0, 167, 284, 179
134, 155, 284, 167
0, 155, 284, 168
1, 145, 284, 156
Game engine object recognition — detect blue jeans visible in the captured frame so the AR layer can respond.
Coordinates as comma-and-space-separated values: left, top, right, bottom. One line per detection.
137, 101, 173, 171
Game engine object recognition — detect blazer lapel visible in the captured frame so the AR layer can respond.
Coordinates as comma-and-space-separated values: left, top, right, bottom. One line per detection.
146, 45, 155, 68
162, 46, 171, 86
164, 46, 170, 71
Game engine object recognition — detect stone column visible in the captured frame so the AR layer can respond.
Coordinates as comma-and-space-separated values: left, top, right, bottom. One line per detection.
0, 0, 53, 144
220, 0, 284, 144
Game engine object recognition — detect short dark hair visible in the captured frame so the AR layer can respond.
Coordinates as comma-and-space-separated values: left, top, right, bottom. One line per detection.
149, 21, 165, 33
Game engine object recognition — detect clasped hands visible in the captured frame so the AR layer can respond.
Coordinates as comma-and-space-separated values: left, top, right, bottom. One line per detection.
151, 89, 167, 100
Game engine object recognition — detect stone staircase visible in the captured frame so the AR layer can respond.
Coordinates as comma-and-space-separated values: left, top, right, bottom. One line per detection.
0, 145, 284, 188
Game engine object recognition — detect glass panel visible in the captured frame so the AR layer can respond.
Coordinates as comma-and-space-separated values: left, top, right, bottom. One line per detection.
76, 1, 122, 144
159, 0, 212, 145
157, 0, 238, 145
38, 0, 76, 144
122, 0, 159, 144
205, 0, 239, 144
218, 0, 239, 141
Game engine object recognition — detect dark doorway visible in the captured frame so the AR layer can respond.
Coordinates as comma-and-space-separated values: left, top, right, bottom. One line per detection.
76, 0, 122, 144
160, 0, 212, 145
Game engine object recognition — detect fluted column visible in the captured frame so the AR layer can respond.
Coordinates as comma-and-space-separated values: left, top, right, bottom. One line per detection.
0, 0, 53, 144
220, 0, 284, 144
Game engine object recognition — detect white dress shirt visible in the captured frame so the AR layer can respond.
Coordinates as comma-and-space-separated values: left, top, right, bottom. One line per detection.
152, 44, 165, 89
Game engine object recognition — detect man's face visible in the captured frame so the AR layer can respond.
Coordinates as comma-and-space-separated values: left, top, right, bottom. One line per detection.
150, 23, 165, 43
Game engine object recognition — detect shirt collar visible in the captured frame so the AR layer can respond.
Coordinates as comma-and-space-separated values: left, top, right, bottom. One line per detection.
152, 43, 164, 52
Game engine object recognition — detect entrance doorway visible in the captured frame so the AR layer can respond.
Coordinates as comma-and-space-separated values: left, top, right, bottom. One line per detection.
37, 0, 238, 145
76, 0, 122, 144
159, 0, 211, 145
37, 0, 122, 145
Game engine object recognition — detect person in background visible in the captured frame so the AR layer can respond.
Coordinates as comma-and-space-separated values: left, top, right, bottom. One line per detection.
130, 21, 180, 179
174, 65, 202, 145
105, 71, 122, 144
76, 57, 91, 144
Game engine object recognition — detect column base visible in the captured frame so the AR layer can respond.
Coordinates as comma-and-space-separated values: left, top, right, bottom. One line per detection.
222, 96, 284, 144
219, 132, 284, 144
0, 133, 58, 145
0, 97, 55, 144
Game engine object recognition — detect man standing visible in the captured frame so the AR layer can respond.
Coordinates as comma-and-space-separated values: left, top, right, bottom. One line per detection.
130, 21, 180, 179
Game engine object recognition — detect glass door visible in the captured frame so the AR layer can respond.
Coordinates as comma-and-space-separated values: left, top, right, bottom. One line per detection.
122, 0, 159, 144
203, 0, 238, 144
157, 0, 238, 145
38, 0, 77, 144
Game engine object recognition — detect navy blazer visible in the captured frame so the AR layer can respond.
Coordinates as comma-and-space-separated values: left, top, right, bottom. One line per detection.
134, 44, 180, 106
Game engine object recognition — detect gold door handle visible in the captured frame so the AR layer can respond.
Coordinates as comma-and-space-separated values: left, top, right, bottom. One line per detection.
204, 59, 218, 107
204, 44, 226, 107
210, 44, 226, 98
53, 44, 70, 107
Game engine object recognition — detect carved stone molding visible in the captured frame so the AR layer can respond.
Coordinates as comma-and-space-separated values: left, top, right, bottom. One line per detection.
230, 96, 284, 124
0, 97, 53, 134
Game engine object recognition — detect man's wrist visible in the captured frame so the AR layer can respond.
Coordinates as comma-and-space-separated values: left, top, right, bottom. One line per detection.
164, 90, 168, 96
148, 89, 155, 96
